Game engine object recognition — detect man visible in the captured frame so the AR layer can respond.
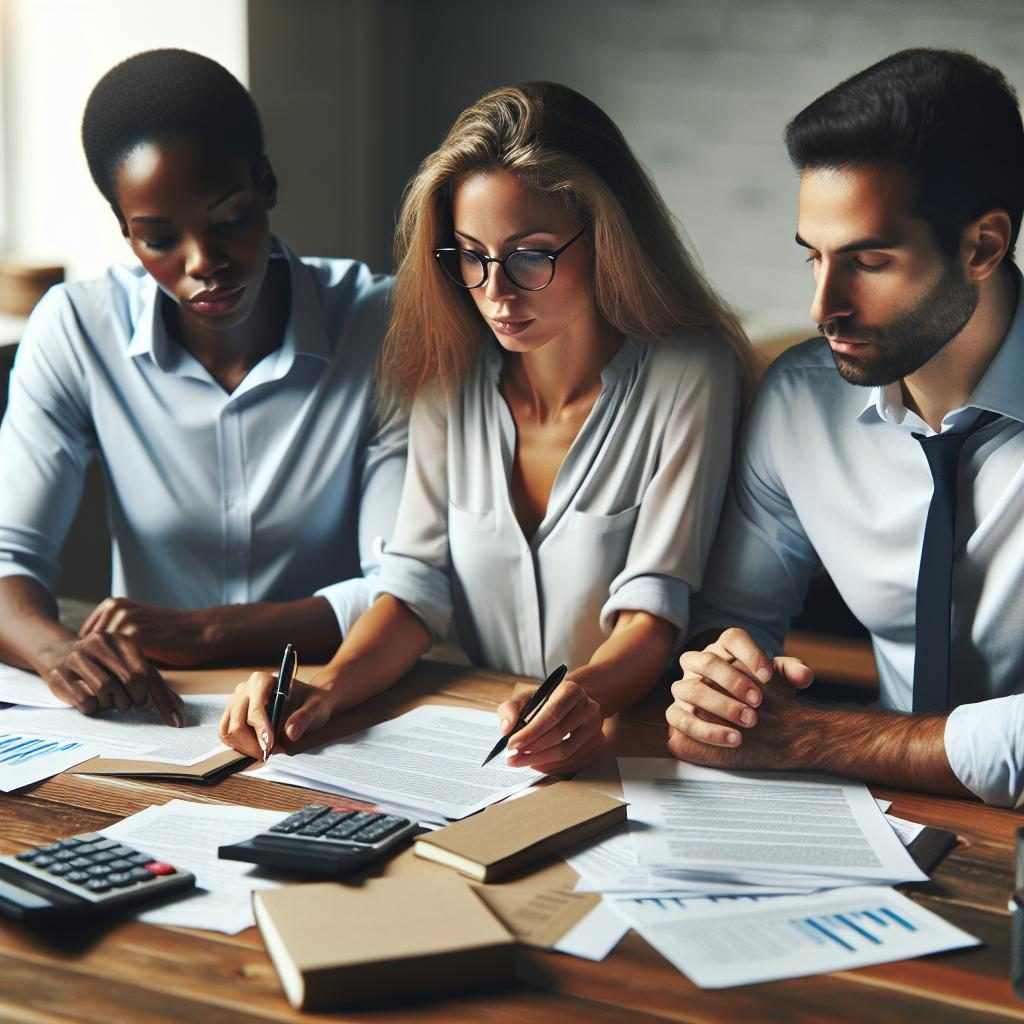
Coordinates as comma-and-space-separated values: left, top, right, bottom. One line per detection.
666, 48, 1024, 806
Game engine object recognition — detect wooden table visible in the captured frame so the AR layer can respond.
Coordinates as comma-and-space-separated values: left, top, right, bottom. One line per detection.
1, 660, 1021, 1023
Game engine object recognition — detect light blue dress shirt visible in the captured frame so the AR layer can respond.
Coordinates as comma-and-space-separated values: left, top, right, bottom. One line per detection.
373, 331, 740, 678
0, 241, 407, 634
691, 280, 1024, 807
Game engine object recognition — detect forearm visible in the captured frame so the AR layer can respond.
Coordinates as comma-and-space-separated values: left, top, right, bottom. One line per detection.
0, 576, 76, 673
785, 703, 969, 797
312, 594, 431, 714
571, 611, 677, 717
199, 597, 342, 663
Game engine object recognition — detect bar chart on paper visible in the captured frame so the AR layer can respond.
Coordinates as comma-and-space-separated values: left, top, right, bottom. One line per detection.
610, 885, 980, 988
0, 732, 102, 792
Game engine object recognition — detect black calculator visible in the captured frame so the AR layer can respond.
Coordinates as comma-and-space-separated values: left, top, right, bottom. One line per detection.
218, 803, 417, 876
0, 833, 195, 923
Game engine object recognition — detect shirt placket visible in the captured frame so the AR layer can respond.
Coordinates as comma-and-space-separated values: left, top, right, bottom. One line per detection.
218, 400, 251, 604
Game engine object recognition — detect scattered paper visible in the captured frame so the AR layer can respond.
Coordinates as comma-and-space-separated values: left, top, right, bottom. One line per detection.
249, 706, 543, 821
0, 665, 71, 708
100, 799, 284, 934
0, 695, 229, 766
885, 813, 926, 846
554, 897, 630, 961
0, 732, 104, 791
611, 885, 979, 988
618, 759, 927, 888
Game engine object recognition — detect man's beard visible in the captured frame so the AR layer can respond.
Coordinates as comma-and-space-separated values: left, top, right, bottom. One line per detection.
820, 262, 979, 387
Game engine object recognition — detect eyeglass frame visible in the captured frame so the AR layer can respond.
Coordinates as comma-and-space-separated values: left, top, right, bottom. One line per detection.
432, 225, 588, 292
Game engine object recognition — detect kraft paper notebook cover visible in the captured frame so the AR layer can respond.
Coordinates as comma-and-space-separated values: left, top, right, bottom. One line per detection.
252, 877, 516, 1010
66, 747, 247, 783
414, 781, 627, 881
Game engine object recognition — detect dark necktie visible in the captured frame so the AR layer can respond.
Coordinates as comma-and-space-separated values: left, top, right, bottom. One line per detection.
912, 411, 998, 713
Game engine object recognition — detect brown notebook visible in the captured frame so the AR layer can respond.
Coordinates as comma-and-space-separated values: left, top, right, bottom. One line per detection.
414, 781, 627, 882
252, 877, 516, 1010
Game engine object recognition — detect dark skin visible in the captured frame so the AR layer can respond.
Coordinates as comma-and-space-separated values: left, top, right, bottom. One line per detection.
0, 137, 341, 722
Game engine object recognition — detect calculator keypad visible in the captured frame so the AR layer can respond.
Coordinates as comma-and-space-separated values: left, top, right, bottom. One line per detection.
5, 831, 186, 904
260, 804, 414, 850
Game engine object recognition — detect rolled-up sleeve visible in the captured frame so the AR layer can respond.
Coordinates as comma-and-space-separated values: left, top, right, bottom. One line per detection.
0, 288, 95, 592
369, 385, 453, 640
688, 363, 822, 657
944, 695, 1024, 807
601, 337, 741, 639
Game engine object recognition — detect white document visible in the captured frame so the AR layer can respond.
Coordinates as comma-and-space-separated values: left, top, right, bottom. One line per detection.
613, 885, 978, 988
0, 694, 229, 766
101, 799, 284, 934
0, 732, 104, 791
618, 759, 927, 886
0, 665, 71, 708
554, 897, 630, 961
248, 705, 544, 821
886, 813, 926, 846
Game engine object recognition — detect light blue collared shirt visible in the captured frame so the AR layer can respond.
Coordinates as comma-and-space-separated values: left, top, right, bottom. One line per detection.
373, 331, 740, 678
0, 241, 407, 633
691, 273, 1024, 806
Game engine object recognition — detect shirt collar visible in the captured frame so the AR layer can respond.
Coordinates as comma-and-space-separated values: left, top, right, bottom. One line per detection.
123, 238, 329, 377
857, 262, 1024, 431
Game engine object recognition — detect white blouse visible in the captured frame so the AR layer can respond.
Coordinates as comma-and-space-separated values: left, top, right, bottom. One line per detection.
372, 330, 740, 678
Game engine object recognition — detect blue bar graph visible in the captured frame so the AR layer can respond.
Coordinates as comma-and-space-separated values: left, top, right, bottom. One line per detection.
792, 903, 919, 952
0, 733, 82, 767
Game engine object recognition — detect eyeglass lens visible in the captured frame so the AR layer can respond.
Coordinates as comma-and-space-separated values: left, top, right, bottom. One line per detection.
436, 249, 555, 290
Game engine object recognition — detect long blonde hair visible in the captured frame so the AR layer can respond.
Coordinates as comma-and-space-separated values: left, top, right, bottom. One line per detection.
381, 82, 758, 401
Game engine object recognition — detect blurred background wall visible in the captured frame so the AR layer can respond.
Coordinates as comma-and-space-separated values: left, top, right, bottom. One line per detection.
1, 0, 1022, 599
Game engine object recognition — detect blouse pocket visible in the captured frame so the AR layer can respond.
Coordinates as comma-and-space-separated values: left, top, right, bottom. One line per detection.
566, 503, 642, 535
448, 501, 497, 534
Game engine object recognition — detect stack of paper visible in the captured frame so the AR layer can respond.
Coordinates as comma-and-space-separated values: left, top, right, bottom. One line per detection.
618, 759, 928, 890
248, 705, 544, 824
0, 694, 232, 790
563, 759, 976, 988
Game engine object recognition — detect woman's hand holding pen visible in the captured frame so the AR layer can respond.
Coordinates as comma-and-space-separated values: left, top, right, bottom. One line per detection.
497, 677, 604, 775
219, 671, 338, 759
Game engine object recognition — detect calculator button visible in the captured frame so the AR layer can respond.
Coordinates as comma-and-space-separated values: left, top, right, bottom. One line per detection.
107, 858, 133, 871
88, 839, 119, 852
107, 845, 136, 859
107, 872, 135, 888
32, 855, 55, 869
74, 833, 103, 844
297, 811, 352, 837
15, 850, 38, 862
125, 852, 152, 867
68, 856, 93, 869
145, 862, 176, 876
64, 871, 89, 885
92, 851, 118, 865
51, 849, 79, 863
46, 862, 73, 876
86, 878, 111, 893
86, 865, 110, 878
128, 867, 153, 884
270, 805, 331, 833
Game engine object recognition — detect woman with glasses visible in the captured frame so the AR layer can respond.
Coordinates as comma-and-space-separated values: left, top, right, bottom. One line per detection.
221, 82, 757, 774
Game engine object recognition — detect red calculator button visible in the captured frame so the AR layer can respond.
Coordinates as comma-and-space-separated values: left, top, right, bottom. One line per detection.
144, 862, 176, 876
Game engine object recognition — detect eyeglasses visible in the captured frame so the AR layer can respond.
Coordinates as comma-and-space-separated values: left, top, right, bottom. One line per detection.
433, 226, 587, 292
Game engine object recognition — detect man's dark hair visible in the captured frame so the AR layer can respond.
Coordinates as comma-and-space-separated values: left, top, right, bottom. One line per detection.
81, 48, 264, 206
785, 48, 1024, 259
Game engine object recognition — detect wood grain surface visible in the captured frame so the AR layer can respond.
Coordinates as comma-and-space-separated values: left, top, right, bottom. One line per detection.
1, 660, 1021, 1023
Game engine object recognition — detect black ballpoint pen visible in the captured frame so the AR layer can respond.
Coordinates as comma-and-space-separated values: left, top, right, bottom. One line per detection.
264, 643, 297, 762
481, 664, 569, 767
